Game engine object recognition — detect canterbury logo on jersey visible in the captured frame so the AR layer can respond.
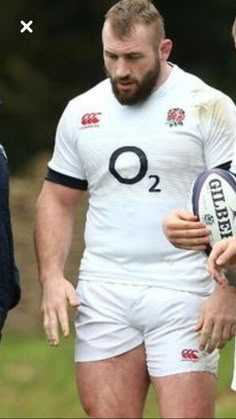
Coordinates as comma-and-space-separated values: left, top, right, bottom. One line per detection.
80, 112, 102, 128
181, 349, 199, 362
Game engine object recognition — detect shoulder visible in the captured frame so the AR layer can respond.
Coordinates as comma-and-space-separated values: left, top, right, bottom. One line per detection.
174, 65, 235, 110
54, 79, 113, 142
69, 79, 112, 110
59, 79, 113, 128
57, 79, 117, 136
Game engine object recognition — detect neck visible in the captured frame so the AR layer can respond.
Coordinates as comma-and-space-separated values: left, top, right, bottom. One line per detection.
154, 62, 173, 91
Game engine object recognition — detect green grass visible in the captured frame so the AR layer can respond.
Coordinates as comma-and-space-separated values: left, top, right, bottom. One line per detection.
0, 334, 235, 418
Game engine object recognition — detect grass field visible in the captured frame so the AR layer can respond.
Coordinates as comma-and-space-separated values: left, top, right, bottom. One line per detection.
0, 333, 235, 418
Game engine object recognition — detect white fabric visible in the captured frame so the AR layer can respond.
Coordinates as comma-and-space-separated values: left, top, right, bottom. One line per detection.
49, 64, 236, 295
75, 280, 219, 376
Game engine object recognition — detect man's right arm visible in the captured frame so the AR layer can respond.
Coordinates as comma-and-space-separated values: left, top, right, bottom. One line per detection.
34, 180, 82, 346
162, 209, 209, 251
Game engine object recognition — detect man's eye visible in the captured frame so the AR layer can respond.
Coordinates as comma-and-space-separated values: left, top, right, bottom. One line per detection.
128, 55, 141, 60
107, 54, 117, 60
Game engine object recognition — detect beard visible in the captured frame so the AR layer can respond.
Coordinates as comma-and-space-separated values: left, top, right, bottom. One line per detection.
106, 58, 161, 106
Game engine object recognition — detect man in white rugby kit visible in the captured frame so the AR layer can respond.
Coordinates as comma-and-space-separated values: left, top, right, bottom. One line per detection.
34, 1, 236, 418
164, 16, 236, 397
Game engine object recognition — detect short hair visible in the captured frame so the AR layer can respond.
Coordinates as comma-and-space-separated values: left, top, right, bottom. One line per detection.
232, 17, 236, 38
104, 0, 165, 46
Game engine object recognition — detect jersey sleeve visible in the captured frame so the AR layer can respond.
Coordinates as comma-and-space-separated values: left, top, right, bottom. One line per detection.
0, 146, 21, 322
200, 94, 236, 169
47, 101, 88, 189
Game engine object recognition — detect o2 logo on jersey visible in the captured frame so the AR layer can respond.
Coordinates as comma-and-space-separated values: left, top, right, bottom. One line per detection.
109, 146, 161, 193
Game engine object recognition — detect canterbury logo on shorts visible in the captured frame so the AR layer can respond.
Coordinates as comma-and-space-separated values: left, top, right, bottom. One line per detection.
181, 349, 199, 362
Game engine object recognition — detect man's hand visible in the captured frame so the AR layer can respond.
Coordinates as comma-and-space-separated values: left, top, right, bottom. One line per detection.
195, 285, 236, 353
208, 238, 236, 285
41, 277, 80, 346
162, 209, 209, 250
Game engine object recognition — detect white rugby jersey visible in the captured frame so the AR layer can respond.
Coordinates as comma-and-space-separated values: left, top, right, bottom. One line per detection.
48, 64, 236, 295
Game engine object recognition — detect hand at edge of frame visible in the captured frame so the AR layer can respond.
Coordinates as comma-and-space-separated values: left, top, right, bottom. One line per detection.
195, 285, 236, 353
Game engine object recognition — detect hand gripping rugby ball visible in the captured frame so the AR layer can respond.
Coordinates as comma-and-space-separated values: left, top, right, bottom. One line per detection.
191, 168, 236, 251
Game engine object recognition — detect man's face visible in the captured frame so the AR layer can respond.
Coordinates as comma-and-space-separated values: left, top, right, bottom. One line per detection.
102, 22, 162, 105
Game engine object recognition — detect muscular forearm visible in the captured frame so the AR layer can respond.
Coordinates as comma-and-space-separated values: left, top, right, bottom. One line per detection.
34, 181, 82, 283
35, 203, 74, 282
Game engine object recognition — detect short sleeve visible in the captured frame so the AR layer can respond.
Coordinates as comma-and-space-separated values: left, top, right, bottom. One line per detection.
201, 94, 236, 169
48, 101, 87, 181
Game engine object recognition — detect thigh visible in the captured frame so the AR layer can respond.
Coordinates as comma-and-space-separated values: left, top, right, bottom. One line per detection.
76, 344, 150, 419
152, 372, 216, 419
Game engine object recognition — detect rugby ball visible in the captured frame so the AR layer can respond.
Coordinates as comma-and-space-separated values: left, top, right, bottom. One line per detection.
191, 168, 236, 251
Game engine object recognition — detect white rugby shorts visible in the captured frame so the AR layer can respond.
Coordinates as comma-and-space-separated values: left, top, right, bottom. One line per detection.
74, 281, 219, 377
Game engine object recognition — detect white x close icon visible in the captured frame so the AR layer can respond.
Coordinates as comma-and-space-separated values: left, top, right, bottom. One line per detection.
20, 20, 33, 33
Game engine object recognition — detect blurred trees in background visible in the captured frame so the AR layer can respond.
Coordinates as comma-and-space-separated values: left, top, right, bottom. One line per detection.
0, 0, 235, 173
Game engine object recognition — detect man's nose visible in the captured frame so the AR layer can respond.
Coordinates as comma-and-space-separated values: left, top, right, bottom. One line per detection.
115, 58, 131, 78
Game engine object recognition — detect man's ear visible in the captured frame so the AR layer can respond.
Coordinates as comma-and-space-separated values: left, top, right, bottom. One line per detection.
159, 39, 173, 61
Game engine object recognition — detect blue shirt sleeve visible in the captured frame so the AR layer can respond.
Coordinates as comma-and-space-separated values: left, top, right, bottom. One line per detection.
0, 146, 21, 337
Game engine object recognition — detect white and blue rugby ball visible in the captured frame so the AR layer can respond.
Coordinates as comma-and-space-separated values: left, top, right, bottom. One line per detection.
191, 168, 236, 251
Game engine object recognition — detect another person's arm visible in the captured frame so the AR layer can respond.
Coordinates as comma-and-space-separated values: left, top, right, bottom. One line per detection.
0, 145, 20, 340
208, 238, 236, 285
195, 284, 236, 353
34, 180, 81, 346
